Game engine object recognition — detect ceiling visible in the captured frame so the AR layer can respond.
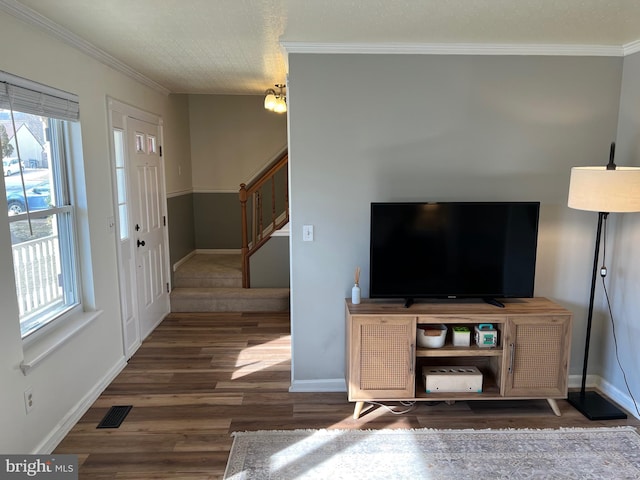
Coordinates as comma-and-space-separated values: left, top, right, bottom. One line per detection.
6, 0, 640, 95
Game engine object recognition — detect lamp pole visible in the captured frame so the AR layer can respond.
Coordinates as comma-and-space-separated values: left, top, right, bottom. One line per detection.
566, 142, 640, 420
567, 211, 627, 420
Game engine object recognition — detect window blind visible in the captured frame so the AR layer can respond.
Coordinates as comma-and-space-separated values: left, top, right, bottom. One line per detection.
0, 71, 79, 121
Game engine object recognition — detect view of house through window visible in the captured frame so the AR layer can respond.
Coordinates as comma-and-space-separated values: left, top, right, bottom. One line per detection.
1, 75, 81, 338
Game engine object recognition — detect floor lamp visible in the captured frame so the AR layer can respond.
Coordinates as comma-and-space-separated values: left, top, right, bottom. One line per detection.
566, 143, 640, 420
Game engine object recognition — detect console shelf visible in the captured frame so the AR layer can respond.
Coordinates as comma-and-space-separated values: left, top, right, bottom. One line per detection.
416, 372, 501, 400
416, 346, 502, 357
346, 297, 572, 419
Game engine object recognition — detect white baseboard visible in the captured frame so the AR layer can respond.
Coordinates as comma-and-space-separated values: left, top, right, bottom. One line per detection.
173, 249, 243, 272
568, 373, 639, 420
567, 373, 599, 389
173, 250, 197, 272
289, 375, 638, 418
289, 378, 347, 393
595, 376, 640, 420
36, 357, 128, 454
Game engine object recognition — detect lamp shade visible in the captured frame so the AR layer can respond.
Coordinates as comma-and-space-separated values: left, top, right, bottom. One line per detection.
568, 166, 640, 213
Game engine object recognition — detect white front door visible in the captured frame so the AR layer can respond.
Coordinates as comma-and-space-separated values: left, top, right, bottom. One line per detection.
128, 117, 169, 340
108, 99, 170, 357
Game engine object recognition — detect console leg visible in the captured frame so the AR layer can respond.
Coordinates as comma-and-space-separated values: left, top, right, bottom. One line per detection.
547, 398, 561, 416
353, 401, 365, 420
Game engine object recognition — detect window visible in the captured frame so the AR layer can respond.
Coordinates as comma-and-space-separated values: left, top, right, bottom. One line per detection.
0, 72, 81, 339
113, 129, 129, 240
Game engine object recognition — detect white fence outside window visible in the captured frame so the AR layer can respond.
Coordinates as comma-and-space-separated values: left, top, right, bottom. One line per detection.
12, 234, 63, 318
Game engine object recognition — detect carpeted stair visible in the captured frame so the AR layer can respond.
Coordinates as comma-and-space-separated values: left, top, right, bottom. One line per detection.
170, 254, 289, 312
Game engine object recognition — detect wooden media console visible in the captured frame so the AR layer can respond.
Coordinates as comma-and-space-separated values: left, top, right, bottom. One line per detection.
345, 297, 572, 419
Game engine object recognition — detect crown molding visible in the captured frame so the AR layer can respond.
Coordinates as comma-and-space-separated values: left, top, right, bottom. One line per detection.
623, 40, 640, 56
0, 0, 171, 95
281, 41, 625, 57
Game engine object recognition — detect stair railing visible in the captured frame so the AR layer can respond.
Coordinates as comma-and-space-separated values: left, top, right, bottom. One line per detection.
239, 151, 289, 288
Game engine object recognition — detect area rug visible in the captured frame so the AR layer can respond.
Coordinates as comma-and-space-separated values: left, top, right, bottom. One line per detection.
224, 427, 640, 479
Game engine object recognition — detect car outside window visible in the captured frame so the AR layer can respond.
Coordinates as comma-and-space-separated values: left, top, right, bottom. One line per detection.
1, 74, 81, 338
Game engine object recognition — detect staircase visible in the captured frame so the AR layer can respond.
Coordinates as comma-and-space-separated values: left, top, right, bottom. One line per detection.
239, 151, 288, 288
170, 253, 290, 312
170, 150, 290, 313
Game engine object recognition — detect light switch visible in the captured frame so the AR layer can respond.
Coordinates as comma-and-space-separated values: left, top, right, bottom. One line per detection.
303, 225, 314, 241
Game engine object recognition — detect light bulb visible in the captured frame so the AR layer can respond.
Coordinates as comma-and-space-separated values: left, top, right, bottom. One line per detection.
264, 93, 277, 110
273, 97, 287, 113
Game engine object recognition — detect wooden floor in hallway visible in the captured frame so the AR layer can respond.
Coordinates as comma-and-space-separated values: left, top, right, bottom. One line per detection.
54, 311, 640, 479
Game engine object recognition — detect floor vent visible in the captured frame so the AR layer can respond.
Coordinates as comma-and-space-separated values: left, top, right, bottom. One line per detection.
97, 405, 132, 429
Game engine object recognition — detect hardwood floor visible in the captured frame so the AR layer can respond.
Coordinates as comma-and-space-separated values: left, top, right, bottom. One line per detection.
54, 312, 640, 479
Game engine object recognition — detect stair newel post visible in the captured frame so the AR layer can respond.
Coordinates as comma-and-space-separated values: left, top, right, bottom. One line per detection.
239, 183, 250, 288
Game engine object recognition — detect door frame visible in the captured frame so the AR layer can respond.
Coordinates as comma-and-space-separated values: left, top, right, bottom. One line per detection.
107, 96, 171, 358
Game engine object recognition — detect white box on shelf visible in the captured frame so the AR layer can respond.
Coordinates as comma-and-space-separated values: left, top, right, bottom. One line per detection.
417, 324, 447, 348
422, 366, 483, 393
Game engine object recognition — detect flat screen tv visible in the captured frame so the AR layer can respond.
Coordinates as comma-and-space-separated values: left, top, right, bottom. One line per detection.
369, 202, 540, 307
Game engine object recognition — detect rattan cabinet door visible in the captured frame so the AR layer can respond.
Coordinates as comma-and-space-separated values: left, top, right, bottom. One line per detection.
349, 316, 416, 400
503, 315, 572, 398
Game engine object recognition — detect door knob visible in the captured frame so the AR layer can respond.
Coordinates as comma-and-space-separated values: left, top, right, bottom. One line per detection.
137, 239, 145, 247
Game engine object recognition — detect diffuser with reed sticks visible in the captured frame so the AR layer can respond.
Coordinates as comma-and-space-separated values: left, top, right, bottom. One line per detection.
352, 267, 361, 304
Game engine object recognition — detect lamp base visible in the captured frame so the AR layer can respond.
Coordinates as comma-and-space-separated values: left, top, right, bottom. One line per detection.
567, 391, 627, 420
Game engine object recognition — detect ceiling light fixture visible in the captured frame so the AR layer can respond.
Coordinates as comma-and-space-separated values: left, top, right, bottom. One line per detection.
264, 84, 286, 113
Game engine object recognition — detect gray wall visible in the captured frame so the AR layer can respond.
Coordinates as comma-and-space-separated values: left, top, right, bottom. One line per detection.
250, 236, 290, 288
287, 53, 623, 390
191, 167, 287, 251
605, 51, 640, 410
186, 94, 288, 251
167, 193, 195, 272
193, 192, 241, 249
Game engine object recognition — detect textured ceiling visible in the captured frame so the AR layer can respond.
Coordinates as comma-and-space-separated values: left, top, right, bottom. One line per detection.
10, 0, 640, 95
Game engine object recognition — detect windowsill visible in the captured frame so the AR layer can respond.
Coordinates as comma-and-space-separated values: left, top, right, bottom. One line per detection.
20, 310, 103, 375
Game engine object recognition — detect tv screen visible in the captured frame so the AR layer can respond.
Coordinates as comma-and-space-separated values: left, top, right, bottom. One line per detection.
369, 202, 540, 303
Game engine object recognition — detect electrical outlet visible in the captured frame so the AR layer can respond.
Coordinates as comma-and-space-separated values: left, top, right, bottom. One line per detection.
24, 387, 34, 414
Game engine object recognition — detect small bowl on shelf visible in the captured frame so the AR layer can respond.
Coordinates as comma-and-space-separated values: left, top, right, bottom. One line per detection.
417, 324, 447, 348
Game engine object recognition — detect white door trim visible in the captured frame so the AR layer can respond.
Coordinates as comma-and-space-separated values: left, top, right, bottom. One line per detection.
106, 97, 170, 358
